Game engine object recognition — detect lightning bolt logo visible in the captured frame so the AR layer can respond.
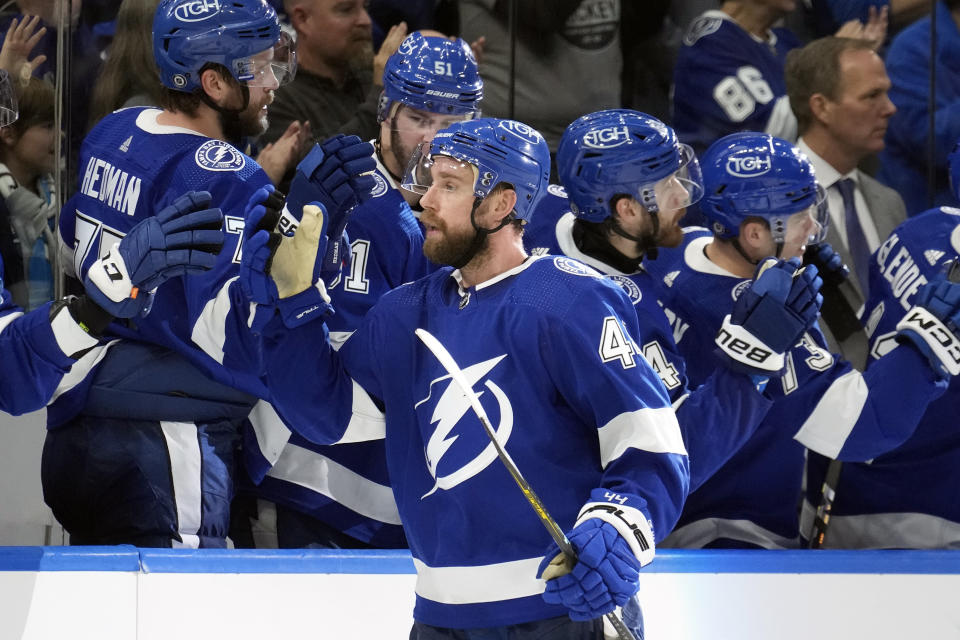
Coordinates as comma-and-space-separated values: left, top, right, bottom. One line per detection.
415, 354, 513, 498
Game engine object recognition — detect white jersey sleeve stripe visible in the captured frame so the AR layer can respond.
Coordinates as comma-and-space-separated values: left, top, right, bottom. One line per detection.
335, 381, 386, 444
248, 400, 292, 467
598, 407, 687, 467
191, 276, 237, 365
49, 340, 119, 403
0, 310, 23, 334
764, 94, 798, 142
412, 556, 545, 605
266, 443, 401, 525
793, 369, 868, 458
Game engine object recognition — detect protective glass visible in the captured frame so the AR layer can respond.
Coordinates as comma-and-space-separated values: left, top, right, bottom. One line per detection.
0, 70, 17, 128
236, 31, 297, 88
639, 143, 704, 212
401, 144, 478, 200
391, 104, 475, 138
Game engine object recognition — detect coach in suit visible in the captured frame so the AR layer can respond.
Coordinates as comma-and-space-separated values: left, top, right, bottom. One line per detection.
785, 36, 905, 366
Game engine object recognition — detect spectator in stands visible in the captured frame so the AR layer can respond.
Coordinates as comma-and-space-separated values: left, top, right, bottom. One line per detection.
878, 0, 960, 215
0, 78, 56, 309
673, 0, 887, 156
261, 0, 408, 146
458, 0, 624, 154
88, 0, 161, 127
786, 36, 904, 316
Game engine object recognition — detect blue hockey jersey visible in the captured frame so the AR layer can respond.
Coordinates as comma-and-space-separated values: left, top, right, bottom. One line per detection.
524, 187, 773, 491
55, 106, 273, 414
261, 255, 689, 628
672, 11, 800, 154
804, 207, 960, 548
0, 263, 101, 415
644, 228, 945, 548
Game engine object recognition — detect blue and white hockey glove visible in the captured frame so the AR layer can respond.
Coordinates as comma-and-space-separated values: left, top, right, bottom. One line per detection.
896, 275, 960, 379
537, 519, 641, 621
715, 257, 823, 376
84, 190, 223, 318
804, 242, 850, 288
240, 185, 334, 328
284, 134, 376, 273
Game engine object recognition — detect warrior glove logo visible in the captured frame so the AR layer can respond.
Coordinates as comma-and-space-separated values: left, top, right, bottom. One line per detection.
726, 154, 772, 178
174, 0, 221, 22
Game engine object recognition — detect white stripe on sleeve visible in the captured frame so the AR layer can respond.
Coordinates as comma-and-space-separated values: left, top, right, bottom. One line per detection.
793, 369, 868, 458
597, 407, 687, 468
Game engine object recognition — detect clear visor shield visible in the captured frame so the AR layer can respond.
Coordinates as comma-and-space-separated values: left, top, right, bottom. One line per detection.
401, 143, 479, 198
390, 104, 476, 140
776, 185, 830, 247
235, 31, 297, 89
639, 143, 704, 213
0, 70, 17, 127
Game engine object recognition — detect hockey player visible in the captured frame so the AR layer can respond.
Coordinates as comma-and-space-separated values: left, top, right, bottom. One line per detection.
525, 109, 823, 492
44, 0, 376, 548
802, 141, 960, 548
245, 31, 484, 549
240, 118, 689, 637
643, 132, 955, 549
0, 193, 224, 415
672, 1, 886, 156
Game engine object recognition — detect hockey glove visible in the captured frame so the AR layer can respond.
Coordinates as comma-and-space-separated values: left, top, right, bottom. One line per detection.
240, 185, 334, 328
896, 276, 960, 379
538, 519, 641, 621
715, 257, 823, 376
285, 134, 377, 273
84, 190, 223, 318
804, 242, 850, 288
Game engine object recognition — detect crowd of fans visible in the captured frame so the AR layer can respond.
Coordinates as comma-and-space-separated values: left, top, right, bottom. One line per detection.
2, 0, 960, 561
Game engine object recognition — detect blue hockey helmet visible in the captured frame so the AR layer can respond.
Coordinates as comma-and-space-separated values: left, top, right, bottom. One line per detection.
557, 109, 704, 223
402, 118, 551, 223
153, 0, 295, 93
378, 32, 483, 122
700, 132, 828, 244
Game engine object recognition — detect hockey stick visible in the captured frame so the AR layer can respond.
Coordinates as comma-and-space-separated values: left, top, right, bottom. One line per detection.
415, 328, 639, 640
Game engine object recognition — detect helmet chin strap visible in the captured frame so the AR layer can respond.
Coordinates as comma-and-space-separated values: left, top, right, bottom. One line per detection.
201, 84, 250, 146
448, 197, 516, 270
731, 237, 784, 265
611, 208, 660, 261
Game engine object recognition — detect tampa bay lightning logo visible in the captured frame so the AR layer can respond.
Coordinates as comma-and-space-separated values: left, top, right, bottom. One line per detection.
195, 140, 245, 172
683, 15, 722, 46
547, 184, 568, 198
731, 279, 751, 301
416, 354, 513, 498
554, 256, 601, 277
370, 172, 389, 198
174, 0, 220, 22
609, 275, 642, 305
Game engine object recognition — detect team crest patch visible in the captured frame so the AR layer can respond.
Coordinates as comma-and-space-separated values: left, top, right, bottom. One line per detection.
547, 184, 568, 198
731, 279, 751, 301
195, 140, 245, 172
609, 275, 642, 305
371, 172, 389, 198
683, 16, 722, 46
553, 256, 600, 277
